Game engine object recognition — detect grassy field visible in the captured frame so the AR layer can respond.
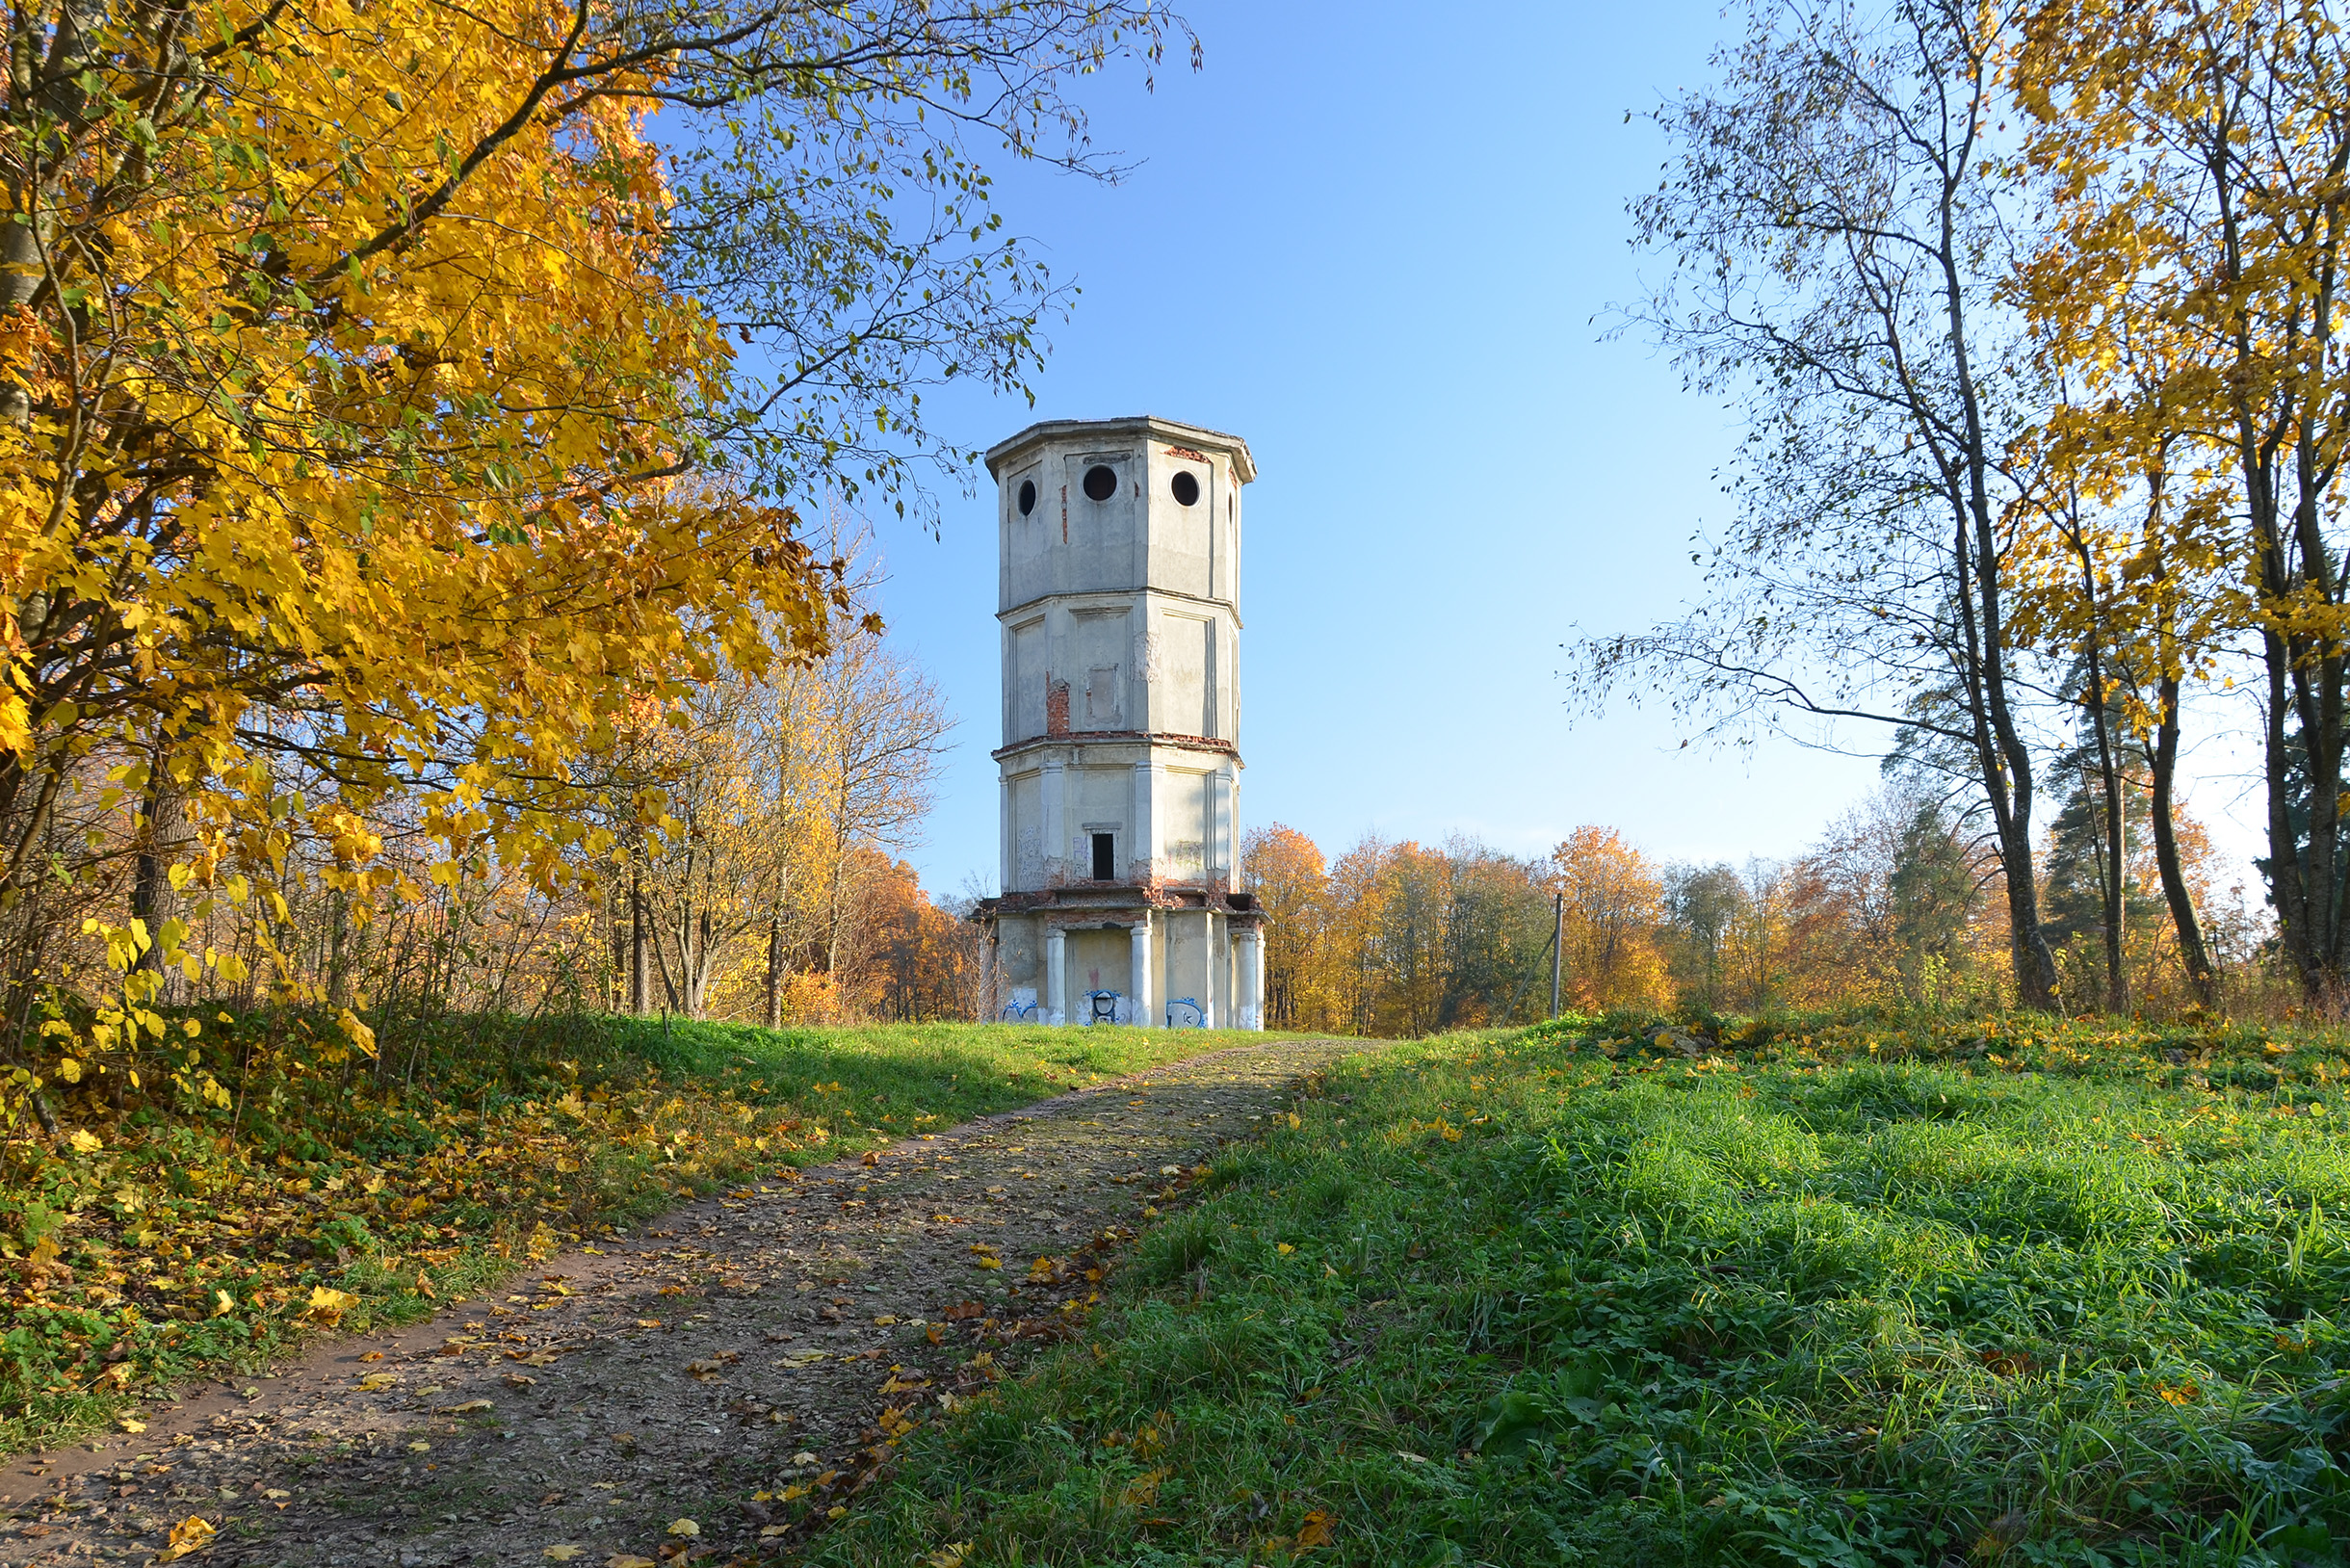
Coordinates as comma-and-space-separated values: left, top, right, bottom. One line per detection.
817, 1012, 2350, 1567
0, 1013, 1277, 1455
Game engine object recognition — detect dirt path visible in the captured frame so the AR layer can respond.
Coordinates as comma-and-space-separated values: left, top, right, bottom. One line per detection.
0, 1037, 1364, 1567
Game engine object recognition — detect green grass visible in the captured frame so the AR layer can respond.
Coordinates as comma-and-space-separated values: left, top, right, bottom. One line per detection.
606, 1016, 1285, 1135
815, 1012, 2350, 1567
0, 1013, 1287, 1456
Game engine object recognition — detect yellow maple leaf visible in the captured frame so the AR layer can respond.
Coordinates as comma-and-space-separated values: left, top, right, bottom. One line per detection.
155, 1515, 217, 1561
303, 1287, 358, 1326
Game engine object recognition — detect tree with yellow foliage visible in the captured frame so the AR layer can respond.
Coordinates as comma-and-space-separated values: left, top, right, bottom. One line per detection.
1550, 826, 1671, 1011
1240, 824, 1329, 1032
0, 0, 1178, 1099
2013, 0, 2350, 996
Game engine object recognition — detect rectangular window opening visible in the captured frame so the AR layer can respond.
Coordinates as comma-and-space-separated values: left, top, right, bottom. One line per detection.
1090, 832, 1116, 881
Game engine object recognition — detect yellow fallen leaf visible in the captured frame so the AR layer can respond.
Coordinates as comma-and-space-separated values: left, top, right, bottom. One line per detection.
927, 1545, 975, 1568
355, 1372, 398, 1392
1295, 1508, 1335, 1550
443, 1398, 494, 1414
1277, 1243, 1295, 1255
973, 1257, 1002, 1270
666, 1519, 700, 1537
543, 1548, 584, 1562
407, 1441, 431, 1453
155, 1515, 215, 1562
605, 1558, 657, 1568
209, 1290, 236, 1319
67, 1128, 101, 1153
118, 1418, 146, 1433
304, 1286, 358, 1326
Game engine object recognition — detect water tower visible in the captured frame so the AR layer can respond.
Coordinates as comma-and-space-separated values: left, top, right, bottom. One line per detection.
972, 416, 1266, 1028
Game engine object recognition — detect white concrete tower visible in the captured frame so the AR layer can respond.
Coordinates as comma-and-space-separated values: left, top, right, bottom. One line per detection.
974, 416, 1266, 1029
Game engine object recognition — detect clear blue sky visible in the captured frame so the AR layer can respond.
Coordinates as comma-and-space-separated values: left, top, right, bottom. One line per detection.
859, 0, 2267, 895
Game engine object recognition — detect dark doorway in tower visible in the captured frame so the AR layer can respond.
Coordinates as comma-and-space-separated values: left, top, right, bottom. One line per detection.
1091, 832, 1116, 881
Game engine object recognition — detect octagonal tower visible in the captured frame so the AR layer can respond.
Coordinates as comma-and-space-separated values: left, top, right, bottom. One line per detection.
974, 415, 1266, 1028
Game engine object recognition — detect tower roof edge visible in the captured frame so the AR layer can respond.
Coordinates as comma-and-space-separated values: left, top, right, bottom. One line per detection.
984, 415, 1256, 484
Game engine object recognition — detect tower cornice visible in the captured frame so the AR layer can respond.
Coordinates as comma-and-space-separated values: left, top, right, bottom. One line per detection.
996, 584, 1244, 629
984, 414, 1257, 484
990, 731, 1241, 765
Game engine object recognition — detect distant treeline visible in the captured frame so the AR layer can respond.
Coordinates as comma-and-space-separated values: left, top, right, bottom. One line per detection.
1244, 781, 2256, 1035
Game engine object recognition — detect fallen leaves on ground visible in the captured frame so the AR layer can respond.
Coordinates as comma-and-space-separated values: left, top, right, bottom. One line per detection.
154, 1515, 215, 1562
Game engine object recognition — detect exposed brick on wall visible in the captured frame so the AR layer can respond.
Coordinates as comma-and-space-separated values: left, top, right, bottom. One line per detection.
1044, 678, 1070, 737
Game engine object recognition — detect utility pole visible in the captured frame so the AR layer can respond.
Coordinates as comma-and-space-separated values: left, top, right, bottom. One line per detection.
1551, 891, 1564, 1019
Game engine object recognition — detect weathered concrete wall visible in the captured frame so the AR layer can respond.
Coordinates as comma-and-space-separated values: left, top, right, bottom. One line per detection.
981, 417, 1262, 1029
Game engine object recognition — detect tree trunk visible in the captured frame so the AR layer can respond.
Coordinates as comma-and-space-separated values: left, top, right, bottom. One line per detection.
130, 755, 191, 1005
2082, 646, 2128, 1012
2147, 671, 2215, 1004
692, 906, 711, 1018
1951, 506, 2060, 1009
326, 890, 351, 1008
629, 869, 646, 1017
765, 914, 784, 1030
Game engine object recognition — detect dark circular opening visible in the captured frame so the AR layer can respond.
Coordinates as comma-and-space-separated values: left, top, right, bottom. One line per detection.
1170, 471, 1200, 507
1082, 464, 1118, 503
1017, 479, 1036, 516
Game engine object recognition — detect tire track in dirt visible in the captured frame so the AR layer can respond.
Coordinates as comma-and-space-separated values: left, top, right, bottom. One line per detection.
0, 1037, 1366, 1567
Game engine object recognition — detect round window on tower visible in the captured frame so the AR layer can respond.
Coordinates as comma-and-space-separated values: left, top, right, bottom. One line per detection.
1170, 471, 1200, 507
1017, 479, 1036, 516
1082, 464, 1117, 503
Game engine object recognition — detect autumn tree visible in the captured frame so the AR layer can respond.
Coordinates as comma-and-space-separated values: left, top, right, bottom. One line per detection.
2015, 0, 2350, 997
1662, 863, 1746, 1013
1550, 826, 1671, 1011
0, 0, 1180, 1097
1583, 0, 2063, 1007
807, 640, 949, 980
1242, 823, 1331, 1032
852, 855, 984, 1024
1435, 842, 1555, 1028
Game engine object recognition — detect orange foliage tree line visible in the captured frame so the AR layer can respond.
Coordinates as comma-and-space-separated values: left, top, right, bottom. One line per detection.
1244, 782, 2252, 1034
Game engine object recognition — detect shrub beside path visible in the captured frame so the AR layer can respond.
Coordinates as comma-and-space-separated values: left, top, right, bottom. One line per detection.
0, 1037, 1366, 1567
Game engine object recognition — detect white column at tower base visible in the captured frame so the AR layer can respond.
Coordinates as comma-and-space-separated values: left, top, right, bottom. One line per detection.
1130, 916, 1155, 1027
1044, 927, 1067, 1026
1237, 928, 1264, 1031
